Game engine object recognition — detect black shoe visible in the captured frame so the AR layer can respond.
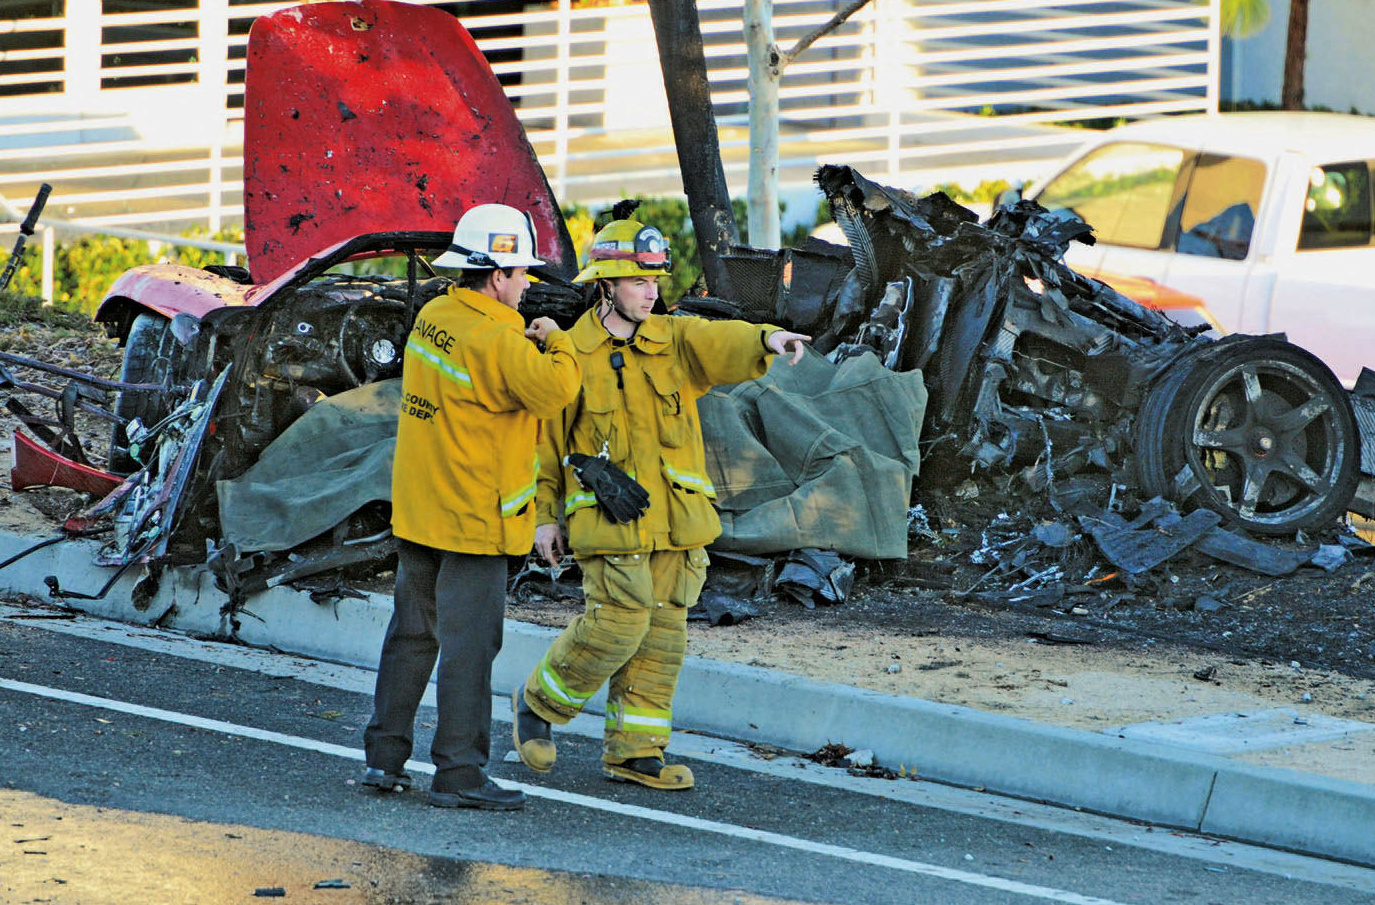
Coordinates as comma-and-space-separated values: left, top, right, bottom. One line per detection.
428, 778, 525, 811
512, 684, 555, 773
360, 767, 412, 792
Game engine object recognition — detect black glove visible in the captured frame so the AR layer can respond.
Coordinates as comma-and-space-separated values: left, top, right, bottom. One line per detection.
565, 453, 650, 524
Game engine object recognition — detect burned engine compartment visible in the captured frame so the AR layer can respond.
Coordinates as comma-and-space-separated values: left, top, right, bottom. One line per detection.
690, 165, 1363, 539
197, 275, 424, 460
49, 233, 586, 597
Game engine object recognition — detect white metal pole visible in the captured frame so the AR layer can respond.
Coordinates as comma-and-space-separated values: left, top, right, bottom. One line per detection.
555, 0, 571, 200
745, 0, 781, 249
41, 226, 55, 306
1207, 0, 1221, 113
201, 0, 231, 234
878, 0, 902, 181
64, 0, 102, 106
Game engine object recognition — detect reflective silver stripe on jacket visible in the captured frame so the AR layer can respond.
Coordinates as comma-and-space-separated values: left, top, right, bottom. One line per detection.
664, 463, 716, 497
406, 336, 472, 388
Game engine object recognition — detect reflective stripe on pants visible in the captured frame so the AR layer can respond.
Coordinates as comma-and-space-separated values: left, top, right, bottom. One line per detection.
525, 547, 708, 761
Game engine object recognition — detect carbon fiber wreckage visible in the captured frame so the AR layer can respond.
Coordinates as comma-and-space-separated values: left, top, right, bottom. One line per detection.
691, 165, 1370, 562
6, 173, 1372, 613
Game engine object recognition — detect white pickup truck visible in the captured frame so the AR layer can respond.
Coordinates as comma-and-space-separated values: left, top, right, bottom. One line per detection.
1020, 111, 1375, 389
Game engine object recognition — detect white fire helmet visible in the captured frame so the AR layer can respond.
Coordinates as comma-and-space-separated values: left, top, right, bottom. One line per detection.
432, 203, 546, 269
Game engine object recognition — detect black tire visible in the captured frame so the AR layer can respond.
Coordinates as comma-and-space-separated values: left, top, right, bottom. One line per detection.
1132, 350, 1198, 502
1134, 336, 1360, 535
108, 312, 176, 474
1133, 335, 1257, 497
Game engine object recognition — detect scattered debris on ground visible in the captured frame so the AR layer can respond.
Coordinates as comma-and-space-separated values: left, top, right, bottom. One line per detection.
4, 252, 1375, 688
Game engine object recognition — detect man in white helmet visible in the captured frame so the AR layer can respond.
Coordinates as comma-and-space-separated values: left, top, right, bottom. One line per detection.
363, 203, 581, 811
510, 214, 809, 790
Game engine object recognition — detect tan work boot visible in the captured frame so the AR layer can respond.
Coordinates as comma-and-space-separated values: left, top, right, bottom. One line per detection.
603, 756, 694, 790
511, 684, 556, 773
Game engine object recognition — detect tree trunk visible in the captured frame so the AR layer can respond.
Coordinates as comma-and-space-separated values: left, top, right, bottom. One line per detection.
1281, 0, 1308, 110
745, 0, 782, 250
647, 0, 738, 299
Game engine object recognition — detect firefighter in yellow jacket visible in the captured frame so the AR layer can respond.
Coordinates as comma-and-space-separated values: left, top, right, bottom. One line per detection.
512, 217, 809, 790
364, 204, 581, 811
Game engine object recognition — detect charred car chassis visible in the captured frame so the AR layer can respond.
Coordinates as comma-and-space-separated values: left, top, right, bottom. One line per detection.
699, 165, 1364, 538
33, 167, 1357, 601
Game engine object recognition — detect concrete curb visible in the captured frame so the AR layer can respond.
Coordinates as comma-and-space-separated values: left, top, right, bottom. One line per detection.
2, 531, 1372, 866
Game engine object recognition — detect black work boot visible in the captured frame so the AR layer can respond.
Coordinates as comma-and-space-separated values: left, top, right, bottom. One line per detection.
359, 767, 412, 792
428, 768, 524, 811
511, 684, 556, 773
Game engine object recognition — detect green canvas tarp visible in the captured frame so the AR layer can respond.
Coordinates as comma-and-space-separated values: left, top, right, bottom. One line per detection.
700, 351, 926, 560
216, 378, 400, 553
216, 351, 926, 560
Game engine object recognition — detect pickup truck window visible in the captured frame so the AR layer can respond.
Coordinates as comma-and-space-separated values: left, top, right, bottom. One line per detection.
1176, 152, 1265, 261
1298, 160, 1373, 250
1035, 142, 1185, 249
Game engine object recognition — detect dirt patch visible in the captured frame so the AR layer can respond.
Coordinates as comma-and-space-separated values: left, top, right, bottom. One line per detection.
506, 478, 1375, 786
510, 578, 1375, 784
0, 299, 124, 535
509, 583, 1375, 731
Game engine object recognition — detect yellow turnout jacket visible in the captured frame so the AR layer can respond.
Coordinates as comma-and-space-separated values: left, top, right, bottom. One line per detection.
536, 308, 776, 555
392, 286, 581, 554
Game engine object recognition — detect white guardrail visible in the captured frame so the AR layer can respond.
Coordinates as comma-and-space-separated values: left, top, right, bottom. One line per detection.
0, 0, 1219, 298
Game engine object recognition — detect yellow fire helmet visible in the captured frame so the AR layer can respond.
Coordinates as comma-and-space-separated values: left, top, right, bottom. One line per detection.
573, 219, 673, 282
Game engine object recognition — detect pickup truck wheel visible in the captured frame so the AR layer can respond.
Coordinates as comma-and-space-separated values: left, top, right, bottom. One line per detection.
1138, 336, 1360, 535
108, 312, 175, 475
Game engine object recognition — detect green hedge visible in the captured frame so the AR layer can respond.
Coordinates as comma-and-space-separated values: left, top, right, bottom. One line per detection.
4, 235, 155, 314
929, 179, 1015, 205
1, 227, 246, 316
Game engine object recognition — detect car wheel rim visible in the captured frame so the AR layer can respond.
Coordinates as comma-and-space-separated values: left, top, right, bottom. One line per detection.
1182, 358, 1346, 528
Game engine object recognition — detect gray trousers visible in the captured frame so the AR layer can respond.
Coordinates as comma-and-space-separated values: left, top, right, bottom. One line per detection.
364, 539, 507, 788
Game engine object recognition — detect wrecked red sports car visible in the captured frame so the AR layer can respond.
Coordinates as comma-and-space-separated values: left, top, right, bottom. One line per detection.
6, 0, 1371, 609
46, 0, 585, 595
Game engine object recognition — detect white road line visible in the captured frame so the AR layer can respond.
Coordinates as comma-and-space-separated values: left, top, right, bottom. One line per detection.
6, 603, 1374, 895
2, 676, 1128, 905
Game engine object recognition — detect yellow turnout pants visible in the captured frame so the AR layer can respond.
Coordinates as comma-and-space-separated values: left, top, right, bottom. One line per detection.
525, 547, 708, 761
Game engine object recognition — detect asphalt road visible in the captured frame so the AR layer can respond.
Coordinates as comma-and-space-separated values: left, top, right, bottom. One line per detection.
3, 609, 1374, 905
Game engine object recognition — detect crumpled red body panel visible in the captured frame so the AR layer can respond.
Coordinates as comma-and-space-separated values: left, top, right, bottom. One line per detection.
10, 430, 124, 497
243, 0, 574, 284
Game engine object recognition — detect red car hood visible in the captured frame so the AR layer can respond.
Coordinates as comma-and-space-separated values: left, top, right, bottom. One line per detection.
243, 0, 574, 285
